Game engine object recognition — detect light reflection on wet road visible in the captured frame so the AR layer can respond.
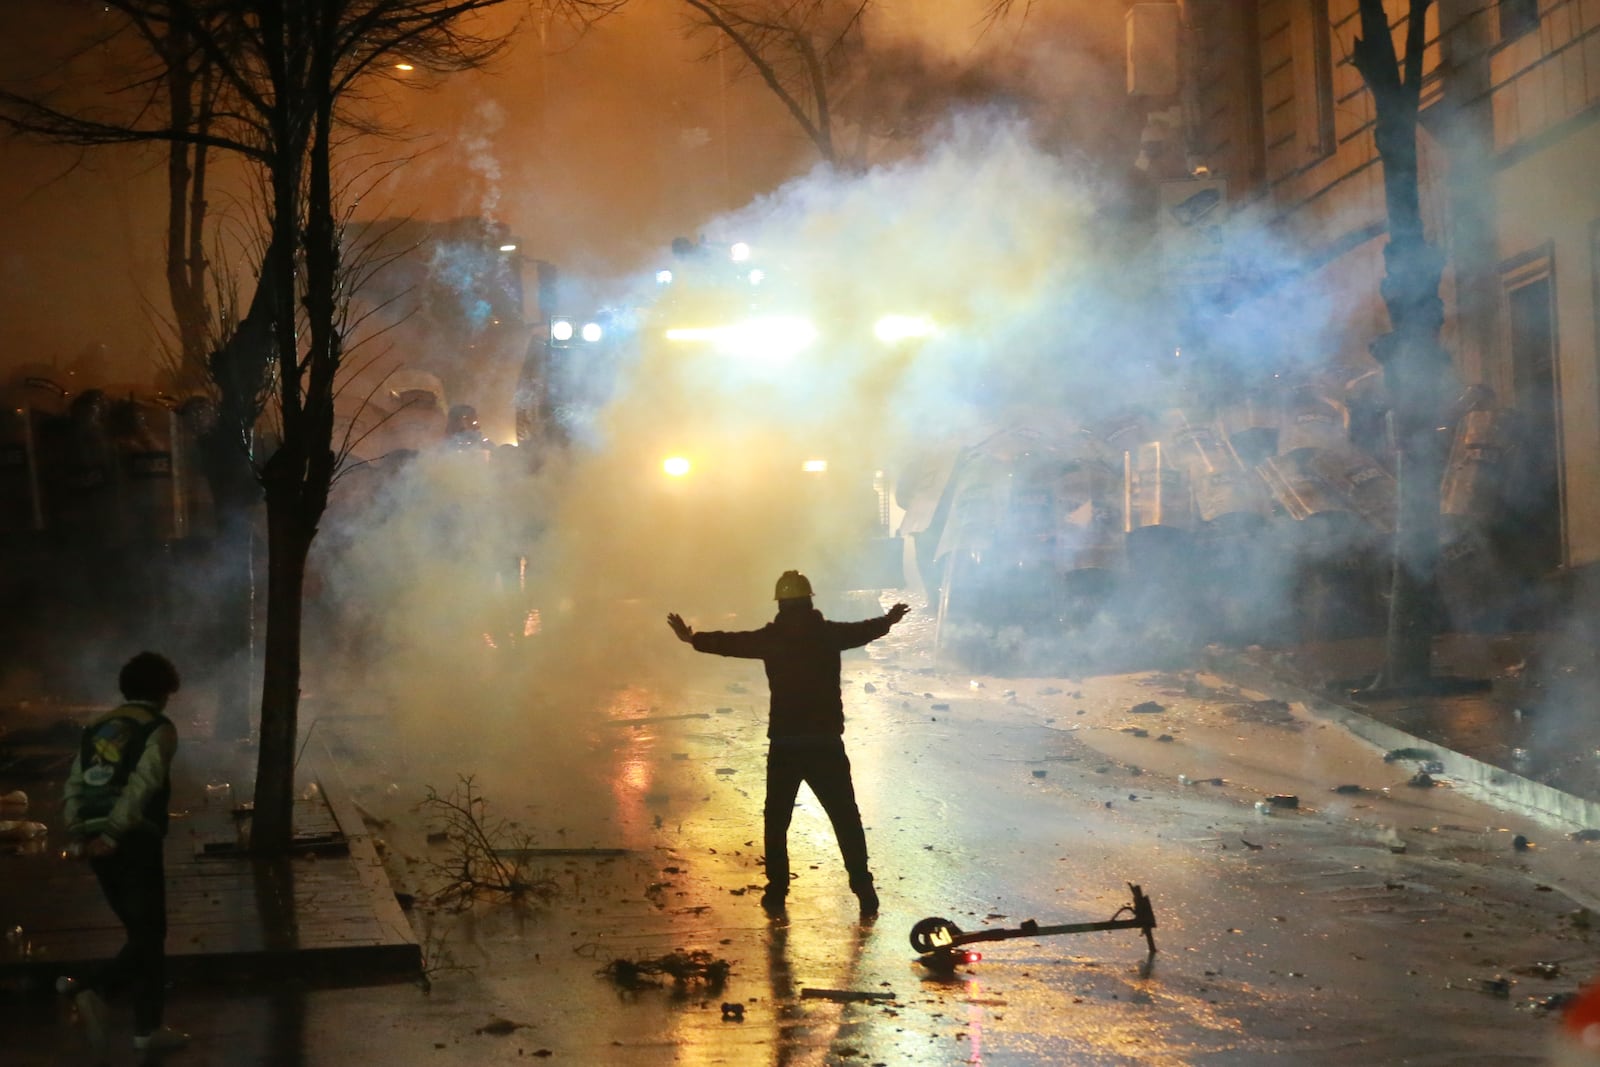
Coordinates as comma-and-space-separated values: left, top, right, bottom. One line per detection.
4, 618, 1590, 1065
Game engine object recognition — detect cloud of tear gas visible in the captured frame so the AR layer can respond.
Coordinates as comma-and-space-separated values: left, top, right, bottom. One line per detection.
311, 106, 1411, 812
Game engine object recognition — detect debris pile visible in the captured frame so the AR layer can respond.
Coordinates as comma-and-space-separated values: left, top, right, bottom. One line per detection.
599, 949, 731, 990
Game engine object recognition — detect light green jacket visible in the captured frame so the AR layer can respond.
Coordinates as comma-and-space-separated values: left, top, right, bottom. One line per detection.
62, 701, 178, 843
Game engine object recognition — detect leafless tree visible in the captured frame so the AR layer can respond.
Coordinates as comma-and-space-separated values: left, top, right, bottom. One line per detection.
4, 0, 623, 853
680, 0, 870, 166
1349, 0, 1459, 692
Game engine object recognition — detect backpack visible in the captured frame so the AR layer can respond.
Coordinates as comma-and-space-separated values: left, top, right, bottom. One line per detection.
78, 708, 170, 823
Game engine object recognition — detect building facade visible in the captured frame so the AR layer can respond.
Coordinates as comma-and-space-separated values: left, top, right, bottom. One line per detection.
1170, 0, 1600, 584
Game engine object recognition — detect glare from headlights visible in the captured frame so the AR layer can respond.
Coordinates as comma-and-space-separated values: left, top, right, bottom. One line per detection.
730, 242, 752, 262
581, 322, 603, 343
550, 319, 575, 342
663, 456, 692, 478
656, 269, 673, 285
873, 314, 936, 344
664, 316, 817, 362
801, 459, 828, 473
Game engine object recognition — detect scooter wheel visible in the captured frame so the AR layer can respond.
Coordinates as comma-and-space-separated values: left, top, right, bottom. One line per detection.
909, 916, 963, 954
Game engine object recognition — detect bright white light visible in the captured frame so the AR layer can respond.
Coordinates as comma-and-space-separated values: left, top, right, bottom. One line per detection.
730, 242, 752, 262
873, 314, 937, 344
656, 269, 673, 285
663, 456, 691, 477
498, 243, 517, 252
665, 317, 817, 362
394, 62, 414, 71
581, 322, 603, 343
801, 459, 828, 473
748, 269, 765, 286
550, 319, 574, 342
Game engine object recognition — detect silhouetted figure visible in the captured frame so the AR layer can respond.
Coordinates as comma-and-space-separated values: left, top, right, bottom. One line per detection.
669, 571, 909, 919
62, 652, 189, 1056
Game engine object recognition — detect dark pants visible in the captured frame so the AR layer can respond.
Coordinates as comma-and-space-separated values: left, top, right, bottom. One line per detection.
88, 833, 167, 1034
764, 735, 872, 896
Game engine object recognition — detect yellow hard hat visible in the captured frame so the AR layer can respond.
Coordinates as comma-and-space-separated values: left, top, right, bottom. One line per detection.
774, 570, 814, 600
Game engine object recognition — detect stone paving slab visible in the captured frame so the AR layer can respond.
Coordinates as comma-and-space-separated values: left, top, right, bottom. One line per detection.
0, 723, 419, 988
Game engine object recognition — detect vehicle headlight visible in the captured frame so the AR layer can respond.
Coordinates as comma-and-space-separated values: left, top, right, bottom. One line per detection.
662, 456, 692, 478
664, 317, 817, 362
801, 459, 828, 473
581, 322, 603, 343
550, 318, 574, 342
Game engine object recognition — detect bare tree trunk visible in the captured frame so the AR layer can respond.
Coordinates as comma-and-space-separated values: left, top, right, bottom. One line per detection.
1351, 0, 1457, 690
253, 8, 339, 854
252, 485, 310, 851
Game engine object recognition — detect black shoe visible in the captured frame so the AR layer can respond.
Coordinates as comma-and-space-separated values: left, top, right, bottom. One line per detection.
760, 889, 787, 917
856, 885, 879, 920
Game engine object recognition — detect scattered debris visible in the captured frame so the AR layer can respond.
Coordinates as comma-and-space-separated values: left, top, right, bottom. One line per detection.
801, 988, 897, 1003
863, 683, 876, 694
599, 949, 731, 989
1223, 700, 1299, 728
1032, 770, 1047, 779
1407, 772, 1436, 788
418, 776, 560, 910
931, 703, 950, 711
475, 1017, 528, 1036
1240, 839, 1264, 851
1384, 747, 1439, 764
1535, 992, 1578, 1013
1039, 687, 1062, 696
1266, 794, 1299, 809
1122, 727, 1149, 738
720, 1002, 745, 1021
1513, 834, 1532, 852
1331, 784, 1365, 794
1477, 976, 1512, 998
1513, 961, 1563, 980
1156, 734, 1174, 742
1129, 701, 1165, 715
1178, 775, 1225, 787
1570, 829, 1600, 843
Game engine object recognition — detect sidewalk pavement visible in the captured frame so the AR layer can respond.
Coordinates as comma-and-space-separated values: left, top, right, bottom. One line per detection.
1206, 629, 1600, 834
0, 704, 418, 991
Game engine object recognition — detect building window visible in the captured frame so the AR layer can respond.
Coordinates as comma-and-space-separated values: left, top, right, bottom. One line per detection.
1500, 251, 1564, 574
1499, 0, 1539, 41
1291, 0, 1335, 162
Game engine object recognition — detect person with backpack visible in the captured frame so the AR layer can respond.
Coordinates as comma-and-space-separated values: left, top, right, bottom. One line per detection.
668, 571, 909, 920
62, 651, 188, 1056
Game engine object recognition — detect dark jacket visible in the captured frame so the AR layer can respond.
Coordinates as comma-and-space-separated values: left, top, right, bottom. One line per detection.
691, 605, 894, 738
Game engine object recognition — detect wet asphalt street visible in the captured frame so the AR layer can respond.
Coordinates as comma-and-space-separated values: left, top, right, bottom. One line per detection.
5, 608, 1597, 1065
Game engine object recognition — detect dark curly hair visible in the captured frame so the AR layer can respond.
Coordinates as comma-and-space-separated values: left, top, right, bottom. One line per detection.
118, 652, 181, 702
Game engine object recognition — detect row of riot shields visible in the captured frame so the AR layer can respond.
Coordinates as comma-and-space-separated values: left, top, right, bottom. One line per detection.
899, 385, 1520, 672
0, 378, 222, 693
0, 379, 216, 544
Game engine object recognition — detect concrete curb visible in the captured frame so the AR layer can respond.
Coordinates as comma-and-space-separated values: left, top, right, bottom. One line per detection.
1203, 649, 1600, 835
